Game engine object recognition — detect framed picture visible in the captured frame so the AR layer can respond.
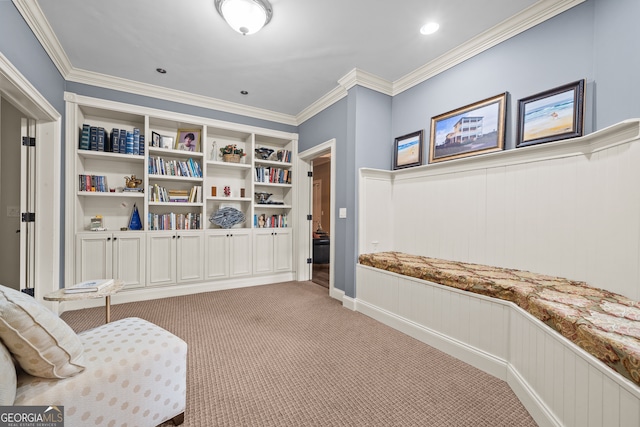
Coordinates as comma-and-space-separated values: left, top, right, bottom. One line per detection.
393, 130, 423, 170
516, 79, 585, 148
429, 93, 507, 164
160, 135, 173, 149
151, 131, 161, 147
175, 129, 201, 152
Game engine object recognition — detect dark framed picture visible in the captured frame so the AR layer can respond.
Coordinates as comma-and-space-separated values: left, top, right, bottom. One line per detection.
393, 130, 423, 170
429, 93, 507, 163
516, 79, 585, 148
151, 131, 161, 147
175, 129, 201, 152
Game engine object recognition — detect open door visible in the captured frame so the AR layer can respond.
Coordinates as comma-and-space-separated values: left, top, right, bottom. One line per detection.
20, 118, 36, 293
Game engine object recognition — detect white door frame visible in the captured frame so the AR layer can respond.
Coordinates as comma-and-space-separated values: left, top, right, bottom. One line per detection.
0, 52, 61, 304
297, 139, 339, 300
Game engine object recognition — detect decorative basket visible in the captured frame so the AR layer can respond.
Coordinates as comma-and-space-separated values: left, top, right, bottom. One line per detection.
223, 154, 241, 163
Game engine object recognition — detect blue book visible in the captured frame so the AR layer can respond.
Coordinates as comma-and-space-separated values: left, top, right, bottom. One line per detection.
126, 131, 134, 154
97, 127, 106, 151
89, 126, 98, 150
79, 124, 90, 150
133, 128, 140, 155
119, 129, 126, 154
110, 128, 119, 152
139, 135, 145, 156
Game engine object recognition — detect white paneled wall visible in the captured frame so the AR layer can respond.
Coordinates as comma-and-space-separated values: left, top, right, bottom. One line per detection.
359, 120, 640, 300
356, 265, 640, 427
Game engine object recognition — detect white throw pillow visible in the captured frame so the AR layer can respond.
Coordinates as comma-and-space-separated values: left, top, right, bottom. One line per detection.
0, 342, 16, 405
0, 285, 85, 378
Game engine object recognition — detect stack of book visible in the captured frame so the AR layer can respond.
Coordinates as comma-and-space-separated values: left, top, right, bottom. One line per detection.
64, 279, 114, 294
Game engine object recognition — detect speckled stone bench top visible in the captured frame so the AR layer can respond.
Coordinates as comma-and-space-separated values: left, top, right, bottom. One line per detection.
359, 251, 640, 387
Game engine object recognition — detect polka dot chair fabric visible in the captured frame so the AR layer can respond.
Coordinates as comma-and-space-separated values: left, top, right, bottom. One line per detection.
15, 317, 187, 427
0, 284, 84, 378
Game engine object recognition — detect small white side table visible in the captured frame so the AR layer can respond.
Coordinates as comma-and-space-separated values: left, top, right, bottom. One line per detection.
44, 279, 124, 323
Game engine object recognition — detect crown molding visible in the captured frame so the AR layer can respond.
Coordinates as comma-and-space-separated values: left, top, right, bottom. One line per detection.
65, 68, 298, 126
392, 0, 586, 95
13, 0, 297, 127
338, 69, 393, 96
296, 84, 348, 124
12, 0, 73, 77
14, 0, 585, 127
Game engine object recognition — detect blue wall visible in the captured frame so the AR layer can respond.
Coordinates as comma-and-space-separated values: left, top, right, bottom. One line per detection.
298, 0, 640, 298
4, 0, 639, 296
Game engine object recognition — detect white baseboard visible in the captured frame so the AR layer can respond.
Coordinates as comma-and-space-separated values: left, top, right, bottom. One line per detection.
355, 298, 508, 380
57, 273, 294, 314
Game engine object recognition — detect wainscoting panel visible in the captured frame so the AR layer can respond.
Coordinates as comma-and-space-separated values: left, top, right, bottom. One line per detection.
357, 264, 640, 427
359, 120, 640, 300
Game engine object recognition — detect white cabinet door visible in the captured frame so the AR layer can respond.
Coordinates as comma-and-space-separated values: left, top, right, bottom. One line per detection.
146, 232, 176, 286
273, 229, 292, 273
112, 232, 146, 289
229, 230, 252, 277
177, 231, 204, 283
75, 232, 112, 283
205, 231, 229, 279
253, 229, 274, 274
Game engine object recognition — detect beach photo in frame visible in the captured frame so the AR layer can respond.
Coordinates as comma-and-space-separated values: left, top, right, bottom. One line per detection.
516, 79, 585, 148
429, 93, 507, 163
175, 129, 201, 152
393, 130, 423, 170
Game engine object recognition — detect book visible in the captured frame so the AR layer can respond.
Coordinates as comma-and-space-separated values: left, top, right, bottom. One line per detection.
79, 124, 90, 150
64, 279, 114, 294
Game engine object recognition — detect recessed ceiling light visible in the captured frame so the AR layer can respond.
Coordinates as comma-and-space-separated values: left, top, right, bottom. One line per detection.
240, 90, 249, 95
156, 68, 167, 74
420, 22, 439, 35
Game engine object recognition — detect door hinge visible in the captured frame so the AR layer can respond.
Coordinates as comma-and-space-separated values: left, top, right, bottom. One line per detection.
21, 212, 35, 222
307, 171, 313, 177
306, 258, 312, 264
307, 214, 312, 221
22, 137, 36, 147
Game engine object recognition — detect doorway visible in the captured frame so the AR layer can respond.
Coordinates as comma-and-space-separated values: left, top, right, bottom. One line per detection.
311, 156, 331, 288
0, 99, 37, 292
297, 139, 336, 298
0, 53, 61, 302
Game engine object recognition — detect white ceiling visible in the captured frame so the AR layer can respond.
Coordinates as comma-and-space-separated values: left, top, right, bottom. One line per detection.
17, 0, 580, 124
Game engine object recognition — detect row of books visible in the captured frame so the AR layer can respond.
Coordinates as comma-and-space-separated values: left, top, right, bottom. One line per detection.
254, 213, 288, 228
147, 212, 203, 230
149, 184, 203, 203
79, 174, 108, 192
254, 167, 291, 184
276, 149, 292, 163
79, 125, 145, 156
149, 156, 202, 178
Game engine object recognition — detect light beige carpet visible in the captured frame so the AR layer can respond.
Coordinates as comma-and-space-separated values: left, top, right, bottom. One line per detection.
61, 281, 538, 426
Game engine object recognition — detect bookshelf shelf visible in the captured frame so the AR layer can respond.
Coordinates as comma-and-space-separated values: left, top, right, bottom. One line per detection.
77, 191, 144, 198
148, 175, 203, 183
66, 92, 297, 293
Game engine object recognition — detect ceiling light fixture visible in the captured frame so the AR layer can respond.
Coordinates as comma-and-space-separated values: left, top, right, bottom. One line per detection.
214, 0, 273, 35
420, 22, 440, 35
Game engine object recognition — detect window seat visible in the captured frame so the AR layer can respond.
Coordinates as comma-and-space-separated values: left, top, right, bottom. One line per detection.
359, 251, 640, 387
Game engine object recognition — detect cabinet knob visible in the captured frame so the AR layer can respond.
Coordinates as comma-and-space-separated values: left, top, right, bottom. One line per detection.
172, 235, 176, 239
107, 237, 111, 241
113, 237, 117, 241
177, 235, 181, 238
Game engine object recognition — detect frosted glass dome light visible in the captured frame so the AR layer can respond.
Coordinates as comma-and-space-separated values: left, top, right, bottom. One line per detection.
215, 0, 273, 35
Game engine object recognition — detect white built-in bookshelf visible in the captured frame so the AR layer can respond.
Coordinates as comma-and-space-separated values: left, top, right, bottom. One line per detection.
64, 92, 297, 297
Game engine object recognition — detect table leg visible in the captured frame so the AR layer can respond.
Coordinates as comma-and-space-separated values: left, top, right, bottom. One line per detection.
105, 295, 111, 323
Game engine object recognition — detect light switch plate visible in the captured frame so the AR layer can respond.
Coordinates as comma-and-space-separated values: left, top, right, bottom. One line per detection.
339, 208, 347, 218
7, 206, 20, 218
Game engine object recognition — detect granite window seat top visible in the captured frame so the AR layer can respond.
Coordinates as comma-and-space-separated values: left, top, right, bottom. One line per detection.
358, 251, 640, 387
